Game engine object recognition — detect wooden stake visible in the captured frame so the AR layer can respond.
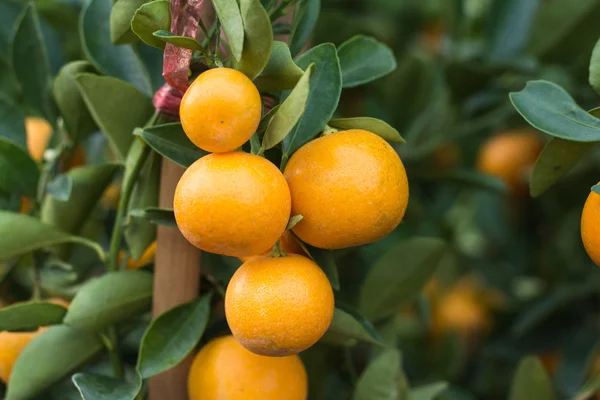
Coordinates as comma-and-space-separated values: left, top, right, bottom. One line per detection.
149, 158, 201, 400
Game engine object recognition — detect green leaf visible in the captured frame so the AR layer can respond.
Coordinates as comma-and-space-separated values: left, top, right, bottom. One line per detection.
282, 43, 342, 159
323, 305, 384, 347
136, 123, 208, 167
0, 212, 104, 261
417, 169, 507, 194
254, 41, 304, 92
337, 35, 396, 88
138, 295, 211, 378
0, 97, 26, 148
76, 73, 154, 161
262, 64, 314, 149
591, 38, 600, 96
359, 237, 448, 321
0, 137, 39, 197
6, 325, 104, 400
53, 61, 98, 142
152, 30, 206, 51
408, 382, 449, 400
64, 270, 153, 331
353, 349, 408, 400
46, 174, 73, 201
286, 215, 303, 230
125, 150, 160, 260
510, 80, 600, 142
131, 0, 171, 50
235, 0, 273, 79
328, 117, 404, 143
592, 184, 600, 195
12, 3, 54, 121
130, 207, 176, 227
307, 244, 339, 291
73, 372, 142, 400
0, 301, 67, 332
509, 356, 555, 400
0, 1, 21, 99
486, 0, 540, 61
212, 0, 244, 61
289, 0, 320, 56
110, 0, 146, 44
574, 371, 600, 400
80, 0, 151, 95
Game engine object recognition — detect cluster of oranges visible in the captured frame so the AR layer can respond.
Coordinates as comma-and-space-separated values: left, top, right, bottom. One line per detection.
173, 67, 409, 398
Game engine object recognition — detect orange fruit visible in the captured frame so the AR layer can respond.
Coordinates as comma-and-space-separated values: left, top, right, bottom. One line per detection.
101, 183, 121, 209
25, 117, 53, 162
180, 68, 261, 153
174, 152, 291, 257
225, 254, 334, 356
477, 130, 543, 193
19, 196, 34, 214
122, 241, 157, 270
581, 185, 600, 266
284, 129, 409, 249
188, 336, 307, 400
238, 231, 307, 262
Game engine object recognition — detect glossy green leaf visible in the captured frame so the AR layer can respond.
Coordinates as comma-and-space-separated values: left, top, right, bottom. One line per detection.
6, 325, 104, 400
0, 301, 67, 332
510, 80, 600, 142
258, 105, 280, 132
262, 64, 314, 149
76, 73, 154, 161
235, 0, 272, 79
0, 212, 104, 261
12, 3, 54, 121
46, 174, 73, 201
509, 356, 555, 400
353, 349, 408, 400
328, 117, 404, 143
53, 61, 98, 142
64, 270, 153, 331
131, 0, 171, 49
486, 0, 540, 61
136, 123, 207, 167
80, 0, 151, 95
130, 207, 176, 227
0, 137, 39, 197
337, 35, 396, 88
289, 0, 320, 56
282, 44, 342, 160
408, 382, 449, 400
324, 305, 384, 347
0, 97, 26, 148
138, 294, 211, 378
591, 38, 600, 95
110, 0, 146, 44
593, 184, 600, 195
417, 169, 507, 194
359, 237, 448, 321
212, 0, 244, 61
73, 372, 142, 400
254, 41, 304, 92
152, 30, 206, 51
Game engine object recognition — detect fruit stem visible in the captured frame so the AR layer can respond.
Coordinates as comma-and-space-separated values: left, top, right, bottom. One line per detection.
268, 242, 287, 258
103, 327, 125, 379
31, 251, 44, 301
321, 124, 338, 136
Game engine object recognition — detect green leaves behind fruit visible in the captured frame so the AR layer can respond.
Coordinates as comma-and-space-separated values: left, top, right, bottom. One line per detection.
282, 43, 342, 161
0, 137, 39, 197
235, 0, 273, 80
131, 0, 171, 49
328, 117, 404, 143
73, 371, 142, 400
509, 356, 555, 400
262, 64, 314, 150
289, 0, 320, 56
212, 0, 244, 61
76, 73, 154, 161
510, 80, 600, 142
0, 301, 67, 332
353, 349, 409, 400
485, 0, 539, 61
6, 325, 103, 400
110, 0, 147, 44
46, 174, 73, 201
0, 211, 104, 261
322, 304, 384, 347
337, 35, 397, 88
80, 0, 151, 95
135, 123, 208, 168
408, 382, 449, 400
254, 41, 304, 92
0, 97, 26, 149
591, 37, 600, 95
53, 61, 98, 142
152, 30, 207, 52
137, 294, 211, 378
359, 237, 448, 322
64, 270, 153, 331
130, 207, 176, 227
304, 243, 340, 291
12, 3, 55, 122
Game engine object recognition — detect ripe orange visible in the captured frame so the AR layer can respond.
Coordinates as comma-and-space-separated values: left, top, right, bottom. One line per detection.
238, 231, 307, 262
581, 185, 600, 266
25, 117, 53, 162
188, 336, 307, 400
101, 183, 121, 209
284, 129, 409, 249
180, 68, 261, 153
225, 254, 334, 356
477, 130, 543, 193
174, 152, 291, 257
